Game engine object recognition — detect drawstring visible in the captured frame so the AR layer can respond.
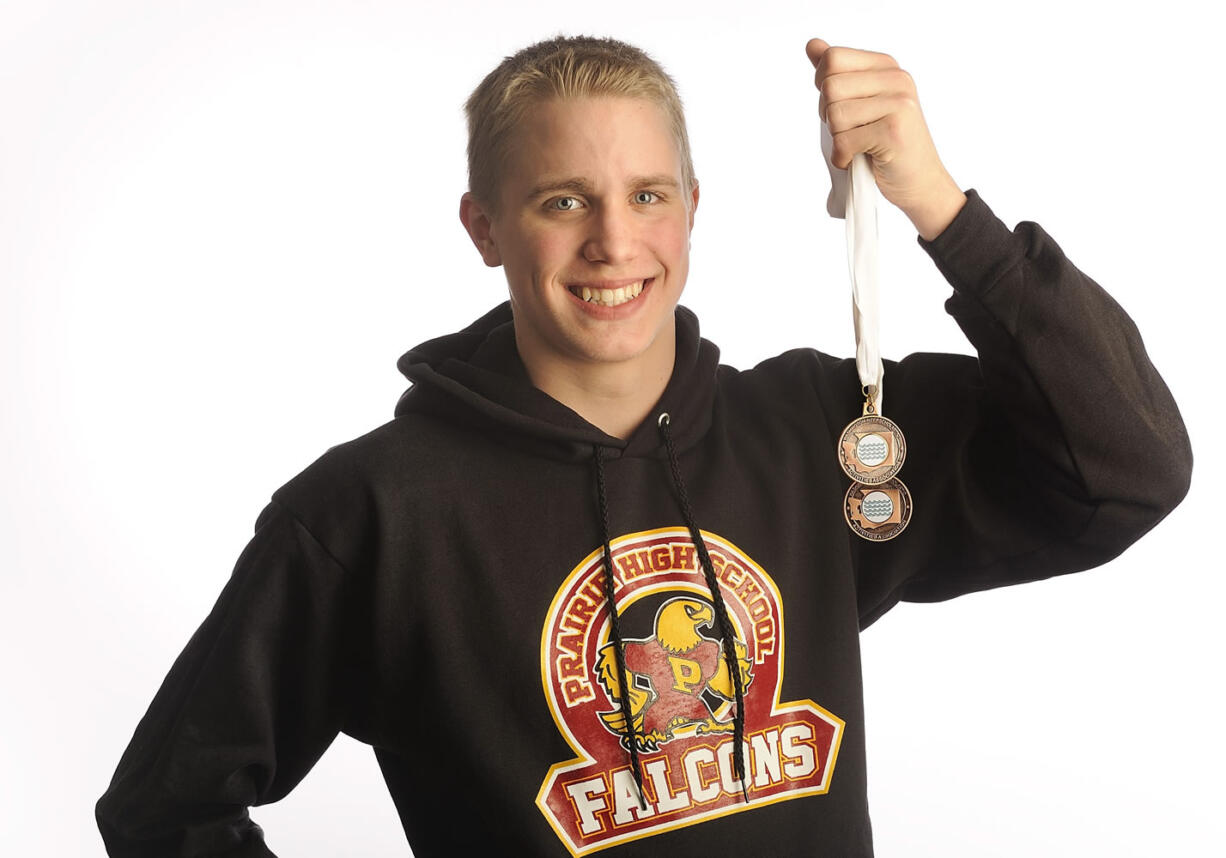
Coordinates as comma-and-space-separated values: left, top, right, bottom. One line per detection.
593, 445, 648, 810
657, 413, 750, 804
590, 413, 750, 810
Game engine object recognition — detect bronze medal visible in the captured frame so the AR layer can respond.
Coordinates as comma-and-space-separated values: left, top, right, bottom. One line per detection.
839, 385, 912, 541
837, 413, 906, 485
844, 476, 912, 541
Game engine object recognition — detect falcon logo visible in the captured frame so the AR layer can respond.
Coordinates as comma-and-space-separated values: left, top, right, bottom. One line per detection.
538, 528, 845, 856
595, 597, 753, 751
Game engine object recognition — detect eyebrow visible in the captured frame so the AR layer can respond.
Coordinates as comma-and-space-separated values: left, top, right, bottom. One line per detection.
525, 174, 680, 200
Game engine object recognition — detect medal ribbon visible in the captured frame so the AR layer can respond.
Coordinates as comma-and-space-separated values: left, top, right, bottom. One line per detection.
820, 122, 883, 414
822, 118, 913, 541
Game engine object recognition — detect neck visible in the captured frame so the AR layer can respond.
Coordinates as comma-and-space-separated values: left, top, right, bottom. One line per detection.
516, 328, 676, 440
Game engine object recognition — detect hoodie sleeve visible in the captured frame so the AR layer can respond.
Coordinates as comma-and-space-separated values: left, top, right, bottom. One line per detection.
96, 499, 354, 857
852, 189, 1192, 627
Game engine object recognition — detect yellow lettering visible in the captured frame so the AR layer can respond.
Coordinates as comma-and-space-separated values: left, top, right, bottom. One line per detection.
668, 656, 703, 693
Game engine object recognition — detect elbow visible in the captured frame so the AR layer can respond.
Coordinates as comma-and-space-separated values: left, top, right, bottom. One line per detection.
1112, 394, 1194, 530
1071, 425, 1192, 568
1158, 441, 1194, 517
1147, 445, 1194, 534
1141, 389, 1195, 523
96, 787, 184, 857
1094, 437, 1192, 556
1140, 421, 1194, 523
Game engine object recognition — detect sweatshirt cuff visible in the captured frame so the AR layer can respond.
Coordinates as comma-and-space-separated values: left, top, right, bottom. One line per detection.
915, 188, 1020, 299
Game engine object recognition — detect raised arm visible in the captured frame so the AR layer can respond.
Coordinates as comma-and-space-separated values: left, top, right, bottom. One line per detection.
803, 38, 1190, 621
853, 188, 1191, 624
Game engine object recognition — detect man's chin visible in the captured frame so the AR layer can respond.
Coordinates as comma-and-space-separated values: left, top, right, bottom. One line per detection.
575, 323, 677, 369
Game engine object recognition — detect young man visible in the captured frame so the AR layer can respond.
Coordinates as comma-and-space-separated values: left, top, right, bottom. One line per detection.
97, 35, 1192, 856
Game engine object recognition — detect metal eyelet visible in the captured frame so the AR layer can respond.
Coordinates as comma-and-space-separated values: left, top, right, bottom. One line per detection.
657, 412, 671, 428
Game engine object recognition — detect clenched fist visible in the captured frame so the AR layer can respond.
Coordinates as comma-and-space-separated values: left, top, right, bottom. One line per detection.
807, 38, 967, 240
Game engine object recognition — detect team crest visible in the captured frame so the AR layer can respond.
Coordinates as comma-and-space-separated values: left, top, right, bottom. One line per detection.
594, 597, 753, 751
537, 528, 845, 855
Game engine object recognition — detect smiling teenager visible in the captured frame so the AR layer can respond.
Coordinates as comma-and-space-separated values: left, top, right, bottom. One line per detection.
98, 35, 1191, 858
460, 89, 699, 439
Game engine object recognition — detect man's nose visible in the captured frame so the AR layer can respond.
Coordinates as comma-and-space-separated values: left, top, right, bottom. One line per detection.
582, 204, 637, 265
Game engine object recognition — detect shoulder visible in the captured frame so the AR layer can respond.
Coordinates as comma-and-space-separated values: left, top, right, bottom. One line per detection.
737, 347, 852, 387
267, 411, 469, 570
719, 347, 857, 414
715, 345, 984, 445
275, 412, 446, 495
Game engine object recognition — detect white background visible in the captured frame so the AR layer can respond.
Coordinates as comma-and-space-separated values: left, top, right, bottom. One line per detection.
3, 1, 1222, 855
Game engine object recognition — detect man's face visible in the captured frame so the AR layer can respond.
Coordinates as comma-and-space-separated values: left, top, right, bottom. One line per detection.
463, 96, 698, 377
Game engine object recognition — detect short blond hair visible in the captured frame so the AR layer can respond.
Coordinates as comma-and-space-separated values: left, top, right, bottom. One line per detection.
464, 35, 697, 215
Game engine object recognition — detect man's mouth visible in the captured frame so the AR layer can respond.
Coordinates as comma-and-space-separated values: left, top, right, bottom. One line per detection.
567, 278, 651, 308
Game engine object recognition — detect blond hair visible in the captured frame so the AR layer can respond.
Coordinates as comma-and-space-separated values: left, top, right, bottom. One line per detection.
463, 35, 696, 215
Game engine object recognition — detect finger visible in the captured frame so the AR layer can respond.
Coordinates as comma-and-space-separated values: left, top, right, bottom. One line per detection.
817, 67, 915, 124
811, 44, 901, 91
826, 121, 874, 171
824, 92, 911, 138
805, 38, 829, 69
826, 114, 907, 170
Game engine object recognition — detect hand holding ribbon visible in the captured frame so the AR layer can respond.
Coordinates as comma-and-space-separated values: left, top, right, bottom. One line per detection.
811, 38, 930, 541
807, 38, 967, 243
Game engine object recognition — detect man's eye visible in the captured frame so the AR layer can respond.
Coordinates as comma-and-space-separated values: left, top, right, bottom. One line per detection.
550, 196, 583, 211
634, 191, 659, 204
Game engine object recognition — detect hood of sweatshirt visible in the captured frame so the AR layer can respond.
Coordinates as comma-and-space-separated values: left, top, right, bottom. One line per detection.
393, 301, 720, 463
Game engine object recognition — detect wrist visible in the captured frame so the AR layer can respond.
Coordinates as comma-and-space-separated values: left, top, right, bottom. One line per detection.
906, 179, 967, 242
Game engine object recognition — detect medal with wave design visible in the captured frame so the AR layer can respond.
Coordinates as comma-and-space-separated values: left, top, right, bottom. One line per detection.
844, 476, 912, 541
837, 409, 907, 485
838, 386, 912, 541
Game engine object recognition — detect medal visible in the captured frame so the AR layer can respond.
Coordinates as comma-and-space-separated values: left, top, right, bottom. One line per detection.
837, 390, 907, 485
838, 384, 912, 540
822, 129, 913, 540
844, 476, 912, 541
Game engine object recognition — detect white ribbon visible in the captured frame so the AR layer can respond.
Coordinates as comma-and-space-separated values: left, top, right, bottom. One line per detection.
820, 121, 883, 415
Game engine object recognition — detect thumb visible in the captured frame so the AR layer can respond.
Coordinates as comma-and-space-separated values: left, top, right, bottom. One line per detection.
805, 38, 830, 68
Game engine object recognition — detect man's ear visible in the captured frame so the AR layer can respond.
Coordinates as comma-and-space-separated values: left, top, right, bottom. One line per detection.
459, 192, 502, 267
688, 180, 700, 231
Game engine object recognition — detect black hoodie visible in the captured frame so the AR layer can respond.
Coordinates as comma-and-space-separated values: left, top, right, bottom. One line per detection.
97, 189, 1192, 857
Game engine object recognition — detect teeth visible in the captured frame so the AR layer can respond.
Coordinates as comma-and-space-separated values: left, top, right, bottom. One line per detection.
574, 280, 647, 307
